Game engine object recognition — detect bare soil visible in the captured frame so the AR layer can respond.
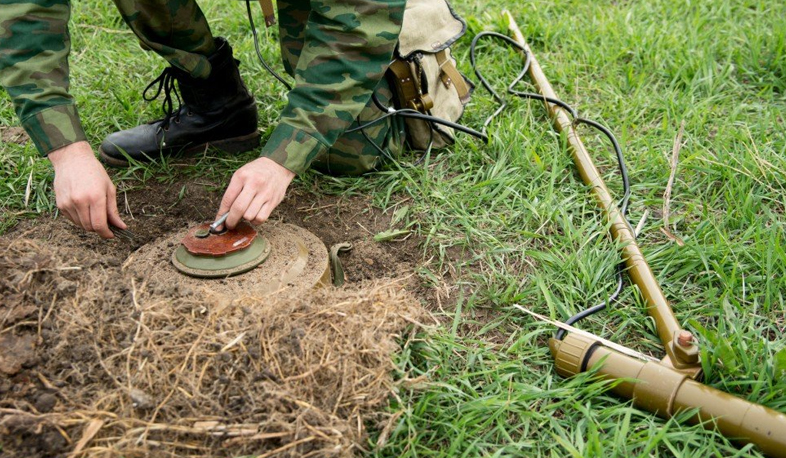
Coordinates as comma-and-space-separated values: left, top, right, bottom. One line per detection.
0, 176, 439, 457
11, 178, 426, 286
0, 127, 29, 145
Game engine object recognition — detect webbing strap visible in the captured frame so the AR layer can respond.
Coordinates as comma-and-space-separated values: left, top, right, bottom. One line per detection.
389, 59, 420, 110
257, 0, 276, 27
329, 242, 353, 286
436, 50, 471, 102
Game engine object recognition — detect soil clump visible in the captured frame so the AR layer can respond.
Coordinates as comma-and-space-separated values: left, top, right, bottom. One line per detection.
0, 126, 29, 145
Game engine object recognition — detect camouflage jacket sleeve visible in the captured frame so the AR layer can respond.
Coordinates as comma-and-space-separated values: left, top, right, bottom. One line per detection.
0, 0, 86, 155
260, 0, 405, 175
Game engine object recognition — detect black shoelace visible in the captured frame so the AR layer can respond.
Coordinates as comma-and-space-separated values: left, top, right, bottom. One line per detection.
143, 67, 182, 130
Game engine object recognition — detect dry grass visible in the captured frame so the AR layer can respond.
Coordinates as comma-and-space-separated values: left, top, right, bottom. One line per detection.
0, 239, 427, 458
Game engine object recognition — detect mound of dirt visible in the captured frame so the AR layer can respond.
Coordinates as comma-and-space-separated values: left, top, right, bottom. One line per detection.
10, 182, 425, 288
128, 222, 330, 299
0, 238, 427, 458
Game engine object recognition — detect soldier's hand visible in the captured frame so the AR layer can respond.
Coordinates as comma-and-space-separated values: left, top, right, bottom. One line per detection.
48, 141, 126, 239
217, 157, 295, 229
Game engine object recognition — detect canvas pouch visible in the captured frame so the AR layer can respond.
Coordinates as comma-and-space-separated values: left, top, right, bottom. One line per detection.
389, 0, 473, 150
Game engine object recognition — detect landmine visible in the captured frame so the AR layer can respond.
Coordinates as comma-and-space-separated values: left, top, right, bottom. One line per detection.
172, 222, 271, 278
128, 222, 330, 297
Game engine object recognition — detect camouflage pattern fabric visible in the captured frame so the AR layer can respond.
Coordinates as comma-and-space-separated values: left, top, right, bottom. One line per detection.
0, 0, 407, 176
112, 0, 217, 79
0, 0, 87, 154
270, 0, 407, 175
312, 79, 405, 176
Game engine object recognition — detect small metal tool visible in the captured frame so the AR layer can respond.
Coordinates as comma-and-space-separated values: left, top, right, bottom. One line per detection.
209, 212, 229, 235
109, 224, 138, 242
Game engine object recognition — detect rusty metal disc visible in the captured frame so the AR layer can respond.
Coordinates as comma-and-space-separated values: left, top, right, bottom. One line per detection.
181, 221, 257, 256
173, 220, 270, 278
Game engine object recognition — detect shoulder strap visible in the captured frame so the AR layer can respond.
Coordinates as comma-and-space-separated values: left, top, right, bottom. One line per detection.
389, 59, 435, 112
435, 50, 471, 103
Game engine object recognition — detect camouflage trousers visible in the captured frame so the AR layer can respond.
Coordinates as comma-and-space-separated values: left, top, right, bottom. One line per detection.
112, 0, 405, 175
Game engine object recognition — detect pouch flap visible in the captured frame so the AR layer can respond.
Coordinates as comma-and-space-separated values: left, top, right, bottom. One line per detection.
398, 0, 466, 59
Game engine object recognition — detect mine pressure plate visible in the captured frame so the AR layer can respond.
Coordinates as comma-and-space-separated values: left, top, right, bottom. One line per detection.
172, 221, 271, 278
170, 221, 331, 293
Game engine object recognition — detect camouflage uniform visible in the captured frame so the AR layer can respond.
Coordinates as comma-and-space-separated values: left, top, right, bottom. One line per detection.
0, 0, 407, 175
0, 0, 87, 155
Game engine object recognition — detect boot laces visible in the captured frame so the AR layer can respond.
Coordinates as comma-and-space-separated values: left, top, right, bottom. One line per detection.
143, 67, 182, 130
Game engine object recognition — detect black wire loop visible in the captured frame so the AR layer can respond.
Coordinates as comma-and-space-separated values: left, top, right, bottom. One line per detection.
346, 89, 488, 167
246, 0, 292, 91
469, 32, 634, 340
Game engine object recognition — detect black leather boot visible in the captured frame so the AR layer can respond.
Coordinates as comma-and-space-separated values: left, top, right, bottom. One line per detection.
99, 38, 259, 167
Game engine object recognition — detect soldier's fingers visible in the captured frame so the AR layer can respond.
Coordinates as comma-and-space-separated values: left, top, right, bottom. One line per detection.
59, 206, 78, 226
227, 187, 255, 229
243, 195, 268, 225
74, 202, 94, 233
90, 197, 113, 239
217, 178, 244, 222
255, 202, 274, 225
107, 185, 127, 230
55, 194, 77, 225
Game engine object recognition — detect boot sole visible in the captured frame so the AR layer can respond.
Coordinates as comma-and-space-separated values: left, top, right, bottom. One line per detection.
99, 130, 261, 168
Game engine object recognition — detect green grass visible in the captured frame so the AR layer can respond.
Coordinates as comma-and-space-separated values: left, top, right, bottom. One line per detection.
2, 0, 786, 456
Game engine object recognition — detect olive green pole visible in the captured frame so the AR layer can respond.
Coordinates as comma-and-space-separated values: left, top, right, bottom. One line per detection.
504, 12, 786, 456
504, 12, 695, 369
551, 334, 786, 457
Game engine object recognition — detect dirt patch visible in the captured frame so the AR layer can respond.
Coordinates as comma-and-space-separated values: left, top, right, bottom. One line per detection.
0, 126, 29, 145
9, 174, 448, 311
0, 170, 463, 456
0, 238, 428, 458
11, 179, 423, 289
0, 172, 448, 457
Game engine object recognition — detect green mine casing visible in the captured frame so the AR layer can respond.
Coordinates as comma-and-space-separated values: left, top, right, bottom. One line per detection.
551, 335, 786, 457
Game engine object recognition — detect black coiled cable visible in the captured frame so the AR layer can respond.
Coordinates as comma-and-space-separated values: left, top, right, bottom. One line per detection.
469, 31, 633, 340
243, 5, 633, 335
246, 0, 292, 91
